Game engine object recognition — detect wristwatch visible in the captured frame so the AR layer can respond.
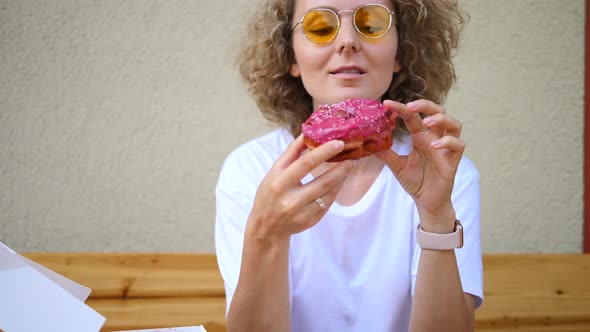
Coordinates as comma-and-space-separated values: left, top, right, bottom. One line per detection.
417, 220, 463, 250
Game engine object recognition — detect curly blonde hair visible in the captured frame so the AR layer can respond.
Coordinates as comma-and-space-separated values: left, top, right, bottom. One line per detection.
239, 0, 465, 136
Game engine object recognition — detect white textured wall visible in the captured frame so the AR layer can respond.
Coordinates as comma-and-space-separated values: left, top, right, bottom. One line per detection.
0, 0, 585, 253
450, 0, 585, 252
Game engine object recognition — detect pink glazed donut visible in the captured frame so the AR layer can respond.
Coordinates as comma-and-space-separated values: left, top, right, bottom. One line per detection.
302, 98, 397, 162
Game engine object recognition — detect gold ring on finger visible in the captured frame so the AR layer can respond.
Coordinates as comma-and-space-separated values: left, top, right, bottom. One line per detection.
315, 197, 327, 210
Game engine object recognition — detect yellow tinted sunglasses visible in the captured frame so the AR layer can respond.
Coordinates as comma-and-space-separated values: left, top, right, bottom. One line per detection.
292, 4, 395, 44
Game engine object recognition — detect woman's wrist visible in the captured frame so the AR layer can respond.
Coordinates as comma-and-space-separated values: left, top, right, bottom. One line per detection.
417, 204, 456, 234
245, 217, 291, 251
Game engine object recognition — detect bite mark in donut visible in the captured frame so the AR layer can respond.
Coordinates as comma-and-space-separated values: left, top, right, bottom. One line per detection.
302, 98, 397, 162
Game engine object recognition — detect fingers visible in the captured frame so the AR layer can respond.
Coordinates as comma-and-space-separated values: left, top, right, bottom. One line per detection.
422, 113, 462, 138
310, 179, 345, 214
407, 99, 446, 117
406, 99, 446, 137
299, 159, 353, 207
299, 162, 351, 224
250, 137, 352, 237
431, 136, 465, 153
384, 100, 425, 134
385, 99, 462, 139
278, 140, 346, 187
274, 134, 309, 169
273, 160, 352, 234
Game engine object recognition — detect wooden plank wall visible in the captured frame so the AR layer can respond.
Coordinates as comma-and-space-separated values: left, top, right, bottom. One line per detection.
22, 253, 590, 332
476, 254, 590, 331
23, 254, 226, 332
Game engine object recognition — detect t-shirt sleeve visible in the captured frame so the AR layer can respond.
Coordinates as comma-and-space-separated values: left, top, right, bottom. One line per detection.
410, 157, 484, 309
214, 150, 258, 316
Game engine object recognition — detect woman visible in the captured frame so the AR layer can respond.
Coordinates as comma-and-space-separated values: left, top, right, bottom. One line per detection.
215, 0, 482, 331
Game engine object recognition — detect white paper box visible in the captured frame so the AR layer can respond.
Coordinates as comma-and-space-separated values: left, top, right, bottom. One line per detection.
0, 242, 106, 332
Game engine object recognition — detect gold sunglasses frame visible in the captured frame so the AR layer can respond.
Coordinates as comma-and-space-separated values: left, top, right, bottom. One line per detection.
292, 3, 396, 45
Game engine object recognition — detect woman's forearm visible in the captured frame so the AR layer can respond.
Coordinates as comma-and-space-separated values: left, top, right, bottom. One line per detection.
227, 229, 291, 332
410, 249, 475, 332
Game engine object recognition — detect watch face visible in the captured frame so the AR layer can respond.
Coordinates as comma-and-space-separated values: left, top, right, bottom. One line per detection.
456, 222, 464, 249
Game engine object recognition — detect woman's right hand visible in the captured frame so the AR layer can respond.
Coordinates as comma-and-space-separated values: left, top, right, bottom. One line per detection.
246, 135, 354, 243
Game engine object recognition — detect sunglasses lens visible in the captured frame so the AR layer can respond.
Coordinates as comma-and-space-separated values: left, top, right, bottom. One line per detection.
302, 10, 339, 43
355, 5, 391, 38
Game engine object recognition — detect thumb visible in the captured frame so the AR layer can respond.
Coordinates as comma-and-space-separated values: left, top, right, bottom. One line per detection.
375, 149, 406, 176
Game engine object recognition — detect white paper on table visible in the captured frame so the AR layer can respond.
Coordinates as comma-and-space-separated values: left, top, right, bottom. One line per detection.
0, 242, 92, 301
114, 326, 207, 332
0, 242, 106, 332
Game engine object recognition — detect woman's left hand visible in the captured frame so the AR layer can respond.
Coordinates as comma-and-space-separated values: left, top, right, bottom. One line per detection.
376, 99, 465, 233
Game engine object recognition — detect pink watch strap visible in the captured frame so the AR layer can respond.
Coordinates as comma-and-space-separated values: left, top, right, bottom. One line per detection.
417, 220, 463, 250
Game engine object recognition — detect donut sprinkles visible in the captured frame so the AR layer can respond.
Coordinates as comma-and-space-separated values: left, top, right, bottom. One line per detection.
302, 98, 397, 162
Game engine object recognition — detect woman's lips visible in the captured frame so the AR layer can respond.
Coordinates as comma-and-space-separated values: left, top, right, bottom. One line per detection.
330, 66, 366, 79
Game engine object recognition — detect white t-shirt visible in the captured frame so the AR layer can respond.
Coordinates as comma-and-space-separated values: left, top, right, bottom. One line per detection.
215, 128, 483, 332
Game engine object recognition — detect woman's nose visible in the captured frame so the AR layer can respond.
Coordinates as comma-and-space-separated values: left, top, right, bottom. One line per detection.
334, 16, 361, 54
